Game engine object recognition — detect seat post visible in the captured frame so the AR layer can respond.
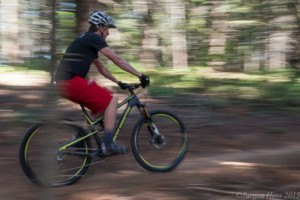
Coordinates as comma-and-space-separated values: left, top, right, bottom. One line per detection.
80, 105, 92, 123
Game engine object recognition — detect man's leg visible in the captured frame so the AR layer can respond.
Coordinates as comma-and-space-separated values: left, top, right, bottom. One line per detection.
103, 94, 118, 131
103, 95, 127, 154
66, 78, 127, 155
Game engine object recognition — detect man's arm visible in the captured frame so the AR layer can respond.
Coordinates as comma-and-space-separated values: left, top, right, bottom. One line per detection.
93, 59, 118, 83
100, 47, 142, 78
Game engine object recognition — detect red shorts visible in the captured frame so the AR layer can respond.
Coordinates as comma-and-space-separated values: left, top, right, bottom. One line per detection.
57, 76, 113, 115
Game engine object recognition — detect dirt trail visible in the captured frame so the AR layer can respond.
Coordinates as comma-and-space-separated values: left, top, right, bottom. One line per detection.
1, 81, 300, 200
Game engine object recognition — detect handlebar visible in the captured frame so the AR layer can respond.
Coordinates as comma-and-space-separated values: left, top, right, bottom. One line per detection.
118, 82, 149, 93
125, 83, 142, 91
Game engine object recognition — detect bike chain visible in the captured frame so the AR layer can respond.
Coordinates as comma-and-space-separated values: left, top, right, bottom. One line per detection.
59, 157, 107, 173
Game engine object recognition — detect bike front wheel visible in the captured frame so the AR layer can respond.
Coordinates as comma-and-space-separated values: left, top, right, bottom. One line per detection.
19, 122, 92, 186
131, 110, 189, 172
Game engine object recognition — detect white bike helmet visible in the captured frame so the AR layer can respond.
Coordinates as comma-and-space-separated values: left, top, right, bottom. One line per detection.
89, 11, 116, 28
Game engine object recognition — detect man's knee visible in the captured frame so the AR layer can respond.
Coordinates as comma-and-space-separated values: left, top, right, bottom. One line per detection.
110, 94, 118, 105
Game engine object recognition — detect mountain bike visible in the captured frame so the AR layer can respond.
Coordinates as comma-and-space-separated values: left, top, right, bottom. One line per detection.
19, 84, 189, 187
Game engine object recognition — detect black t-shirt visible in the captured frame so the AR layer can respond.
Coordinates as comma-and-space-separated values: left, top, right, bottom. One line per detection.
56, 32, 108, 80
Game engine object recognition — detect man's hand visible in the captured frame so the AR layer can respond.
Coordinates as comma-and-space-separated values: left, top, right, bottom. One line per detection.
139, 74, 150, 88
118, 81, 130, 90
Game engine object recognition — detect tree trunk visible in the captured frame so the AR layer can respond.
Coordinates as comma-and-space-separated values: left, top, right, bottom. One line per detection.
167, 0, 188, 68
268, 31, 290, 70
49, 0, 57, 84
208, 0, 228, 71
134, 0, 160, 67
0, 0, 20, 64
286, 1, 300, 78
75, 0, 105, 35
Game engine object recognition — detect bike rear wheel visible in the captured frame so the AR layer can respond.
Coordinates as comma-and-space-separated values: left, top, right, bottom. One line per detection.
19, 122, 92, 186
131, 110, 189, 172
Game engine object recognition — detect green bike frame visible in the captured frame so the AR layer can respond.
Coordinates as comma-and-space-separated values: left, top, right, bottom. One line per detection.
58, 90, 150, 152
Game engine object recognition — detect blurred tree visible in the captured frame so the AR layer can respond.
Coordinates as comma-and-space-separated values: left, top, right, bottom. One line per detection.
186, 0, 211, 66
225, 0, 271, 71
239, 0, 271, 71
134, 0, 161, 67
2, 0, 300, 72
49, 0, 58, 84
0, 0, 20, 63
75, 0, 107, 34
286, 0, 300, 79
168, 0, 188, 68
207, 0, 228, 71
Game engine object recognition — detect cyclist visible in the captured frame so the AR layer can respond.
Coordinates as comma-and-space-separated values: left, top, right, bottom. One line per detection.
55, 10, 150, 155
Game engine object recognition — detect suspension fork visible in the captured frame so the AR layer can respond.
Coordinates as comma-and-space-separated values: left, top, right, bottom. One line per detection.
137, 104, 151, 119
137, 104, 159, 135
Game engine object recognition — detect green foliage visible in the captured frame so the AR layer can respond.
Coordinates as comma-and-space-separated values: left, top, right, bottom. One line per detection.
4, 0, 300, 72
21, 57, 50, 71
108, 65, 300, 110
261, 82, 300, 107
0, 65, 48, 76
5, 0, 300, 111
189, 0, 209, 5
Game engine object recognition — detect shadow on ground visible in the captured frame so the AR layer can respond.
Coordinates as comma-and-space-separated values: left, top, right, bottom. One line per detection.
1, 82, 300, 200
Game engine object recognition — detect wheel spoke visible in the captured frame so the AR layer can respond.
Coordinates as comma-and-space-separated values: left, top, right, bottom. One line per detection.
132, 111, 188, 172
19, 122, 92, 186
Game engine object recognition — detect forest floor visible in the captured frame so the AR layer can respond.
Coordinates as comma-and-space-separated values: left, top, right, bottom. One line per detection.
0, 71, 300, 200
